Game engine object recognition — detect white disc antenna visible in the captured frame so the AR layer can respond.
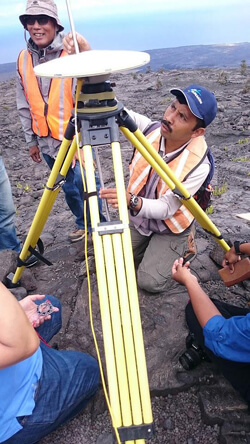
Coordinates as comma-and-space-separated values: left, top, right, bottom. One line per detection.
34, 50, 150, 80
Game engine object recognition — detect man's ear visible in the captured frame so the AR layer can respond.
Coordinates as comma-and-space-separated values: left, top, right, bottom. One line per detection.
191, 127, 205, 139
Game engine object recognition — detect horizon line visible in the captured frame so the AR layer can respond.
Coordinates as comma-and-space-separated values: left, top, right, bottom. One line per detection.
1, 41, 249, 66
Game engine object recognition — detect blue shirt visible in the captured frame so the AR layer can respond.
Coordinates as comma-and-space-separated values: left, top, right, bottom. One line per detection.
0, 347, 43, 442
203, 313, 250, 362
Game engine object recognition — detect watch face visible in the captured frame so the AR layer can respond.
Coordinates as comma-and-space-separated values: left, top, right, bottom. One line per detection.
130, 194, 139, 208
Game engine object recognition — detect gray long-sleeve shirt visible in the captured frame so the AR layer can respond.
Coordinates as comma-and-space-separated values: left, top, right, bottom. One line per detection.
16, 32, 74, 159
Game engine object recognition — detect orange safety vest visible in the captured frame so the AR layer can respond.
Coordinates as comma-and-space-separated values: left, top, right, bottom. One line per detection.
127, 127, 208, 234
18, 50, 73, 141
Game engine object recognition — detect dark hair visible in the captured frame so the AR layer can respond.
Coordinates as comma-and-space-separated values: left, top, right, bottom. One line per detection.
177, 95, 205, 131
192, 118, 205, 131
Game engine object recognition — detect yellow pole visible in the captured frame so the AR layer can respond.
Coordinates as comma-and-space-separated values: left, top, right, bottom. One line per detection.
102, 233, 133, 425
112, 141, 153, 428
12, 136, 78, 284
83, 143, 123, 428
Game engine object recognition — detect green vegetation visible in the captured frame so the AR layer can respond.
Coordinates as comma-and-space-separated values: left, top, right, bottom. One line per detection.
213, 182, 228, 196
206, 205, 214, 215
159, 97, 172, 106
217, 71, 228, 85
232, 156, 250, 162
240, 59, 247, 76
242, 78, 250, 94
155, 77, 162, 89
16, 182, 32, 192
237, 137, 249, 144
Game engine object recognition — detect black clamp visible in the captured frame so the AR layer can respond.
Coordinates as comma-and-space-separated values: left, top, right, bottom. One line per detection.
172, 187, 191, 201
17, 238, 53, 268
116, 423, 155, 442
82, 191, 98, 200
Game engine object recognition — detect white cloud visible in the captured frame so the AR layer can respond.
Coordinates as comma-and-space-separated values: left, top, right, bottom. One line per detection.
0, 0, 247, 29
1, 0, 245, 19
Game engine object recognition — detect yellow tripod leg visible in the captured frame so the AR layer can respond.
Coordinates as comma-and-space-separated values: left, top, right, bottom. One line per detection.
82, 143, 123, 430
112, 141, 153, 427
83, 142, 153, 443
12, 136, 79, 284
120, 126, 230, 253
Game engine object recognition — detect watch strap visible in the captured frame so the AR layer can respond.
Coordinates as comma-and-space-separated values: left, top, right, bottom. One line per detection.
234, 240, 247, 255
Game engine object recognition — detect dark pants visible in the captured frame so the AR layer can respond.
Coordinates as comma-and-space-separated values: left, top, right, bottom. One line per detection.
185, 299, 250, 408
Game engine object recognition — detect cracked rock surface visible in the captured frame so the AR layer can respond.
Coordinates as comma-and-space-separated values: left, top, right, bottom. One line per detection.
0, 67, 250, 443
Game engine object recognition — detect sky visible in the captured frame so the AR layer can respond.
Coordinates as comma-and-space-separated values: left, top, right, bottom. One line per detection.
0, 0, 249, 64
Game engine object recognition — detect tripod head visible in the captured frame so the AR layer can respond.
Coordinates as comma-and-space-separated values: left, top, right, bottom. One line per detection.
77, 80, 119, 116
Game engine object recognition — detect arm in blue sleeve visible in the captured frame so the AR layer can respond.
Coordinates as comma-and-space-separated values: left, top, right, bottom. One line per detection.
203, 313, 250, 362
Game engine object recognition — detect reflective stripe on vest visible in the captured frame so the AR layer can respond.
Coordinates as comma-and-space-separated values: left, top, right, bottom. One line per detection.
127, 128, 208, 233
18, 50, 73, 140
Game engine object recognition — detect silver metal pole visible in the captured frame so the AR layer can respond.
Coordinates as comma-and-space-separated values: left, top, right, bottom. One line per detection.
94, 147, 111, 221
65, 0, 110, 221
65, 0, 79, 54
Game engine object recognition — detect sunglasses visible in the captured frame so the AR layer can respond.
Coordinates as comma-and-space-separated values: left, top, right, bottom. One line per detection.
25, 15, 51, 26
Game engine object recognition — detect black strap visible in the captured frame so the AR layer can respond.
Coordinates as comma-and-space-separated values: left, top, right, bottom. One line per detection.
83, 191, 98, 199
17, 238, 53, 267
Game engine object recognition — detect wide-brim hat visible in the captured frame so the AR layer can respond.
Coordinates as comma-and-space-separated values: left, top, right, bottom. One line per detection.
170, 84, 217, 127
19, 0, 64, 32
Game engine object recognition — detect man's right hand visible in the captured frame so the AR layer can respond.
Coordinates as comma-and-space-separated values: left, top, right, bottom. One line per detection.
29, 145, 42, 163
171, 257, 197, 286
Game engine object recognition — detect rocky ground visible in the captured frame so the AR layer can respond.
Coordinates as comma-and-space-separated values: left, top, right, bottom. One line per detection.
0, 66, 250, 443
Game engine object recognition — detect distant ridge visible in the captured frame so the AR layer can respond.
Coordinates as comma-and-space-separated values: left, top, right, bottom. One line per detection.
144, 42, 250, 71
0, 62, 16, 80
0, 42, 249, 80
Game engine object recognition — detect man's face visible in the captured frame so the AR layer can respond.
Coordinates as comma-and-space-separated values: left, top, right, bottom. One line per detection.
161, 99, 201, 145
26, 17, 58, 49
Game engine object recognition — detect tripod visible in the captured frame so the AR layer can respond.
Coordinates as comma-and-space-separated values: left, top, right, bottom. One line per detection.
11, 77, 230, 443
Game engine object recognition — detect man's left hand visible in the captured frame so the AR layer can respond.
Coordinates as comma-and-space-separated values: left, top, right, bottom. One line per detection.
19, 295, 59, 328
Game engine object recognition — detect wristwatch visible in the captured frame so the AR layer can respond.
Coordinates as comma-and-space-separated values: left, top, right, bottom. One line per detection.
233, 240, 247, 255
129, 193, 140, 210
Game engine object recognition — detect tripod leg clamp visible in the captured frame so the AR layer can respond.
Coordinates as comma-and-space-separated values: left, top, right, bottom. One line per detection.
45, 174, 66, 191
17, 238, 53, 267
116, 423, 155, 442
83, 190, 98, 200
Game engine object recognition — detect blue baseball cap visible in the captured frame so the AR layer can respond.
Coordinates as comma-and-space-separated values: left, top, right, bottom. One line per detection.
170, 84, 217, 127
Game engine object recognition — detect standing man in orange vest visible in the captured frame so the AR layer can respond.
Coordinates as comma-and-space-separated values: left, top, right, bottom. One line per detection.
17, 0, 105, 243
100, 85, 217, 293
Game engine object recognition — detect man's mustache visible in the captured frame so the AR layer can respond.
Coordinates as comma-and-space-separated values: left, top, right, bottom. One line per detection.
161, 119, 172, 133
